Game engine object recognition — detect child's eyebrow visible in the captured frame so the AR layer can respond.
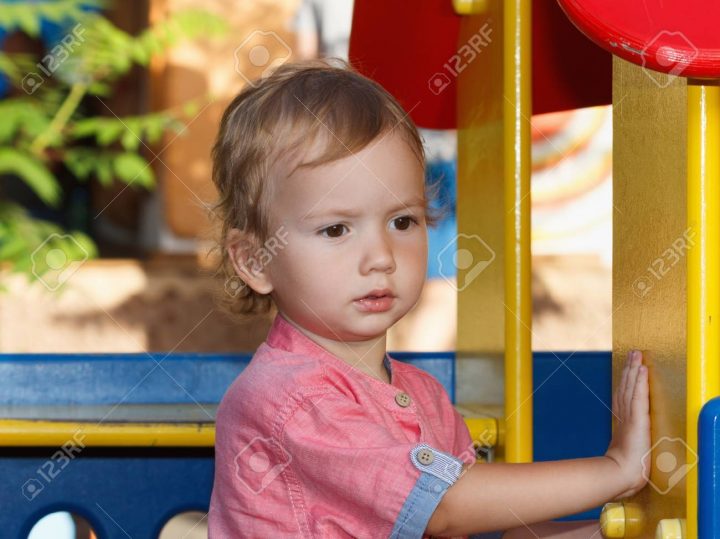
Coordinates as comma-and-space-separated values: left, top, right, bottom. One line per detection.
387, 199, 427, 213
302, 208, 361, 221
302, 199, 426, 221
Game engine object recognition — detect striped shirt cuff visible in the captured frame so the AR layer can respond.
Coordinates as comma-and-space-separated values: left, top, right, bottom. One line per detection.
390, 443, 465, 539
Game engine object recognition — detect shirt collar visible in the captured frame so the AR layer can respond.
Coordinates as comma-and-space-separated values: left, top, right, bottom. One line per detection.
266, 312, 393, 383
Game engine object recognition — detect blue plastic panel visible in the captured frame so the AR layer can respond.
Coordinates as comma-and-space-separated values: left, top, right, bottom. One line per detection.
0, 447, 213, 539
533, 351, 612, 520
0, 352, 455, 406
0, 354, 250, 405
699, 396, 720, 538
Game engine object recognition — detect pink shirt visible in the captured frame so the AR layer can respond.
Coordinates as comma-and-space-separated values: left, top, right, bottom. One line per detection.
209, 313, 475, 538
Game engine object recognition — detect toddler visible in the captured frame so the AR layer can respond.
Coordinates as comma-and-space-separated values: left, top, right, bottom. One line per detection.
208, 59, 650, 538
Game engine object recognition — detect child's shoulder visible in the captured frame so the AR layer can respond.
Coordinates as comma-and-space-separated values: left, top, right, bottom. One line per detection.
217, 342, 341, 419
231, 341, 327, 387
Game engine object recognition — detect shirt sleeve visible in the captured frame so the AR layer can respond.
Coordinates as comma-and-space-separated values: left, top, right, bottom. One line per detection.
278, 390, 466, 539
451, 406, 477, 466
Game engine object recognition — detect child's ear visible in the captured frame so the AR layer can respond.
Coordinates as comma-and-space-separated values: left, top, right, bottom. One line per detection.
225, 228, 274, 295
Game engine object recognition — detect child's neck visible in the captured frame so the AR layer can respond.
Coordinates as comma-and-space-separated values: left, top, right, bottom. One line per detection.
281, 313, 390, 384
324, 336, 390, 384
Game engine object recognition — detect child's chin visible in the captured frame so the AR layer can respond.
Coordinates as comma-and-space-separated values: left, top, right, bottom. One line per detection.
344, 318, 401, 340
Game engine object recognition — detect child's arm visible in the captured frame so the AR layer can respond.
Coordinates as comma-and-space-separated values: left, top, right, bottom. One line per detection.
427, 350, 650, 536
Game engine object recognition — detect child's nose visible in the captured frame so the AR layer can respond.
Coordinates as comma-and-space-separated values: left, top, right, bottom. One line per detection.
360, 231, 396, 274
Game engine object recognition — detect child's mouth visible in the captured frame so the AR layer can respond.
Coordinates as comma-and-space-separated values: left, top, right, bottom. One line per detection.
354, 291, 395, 313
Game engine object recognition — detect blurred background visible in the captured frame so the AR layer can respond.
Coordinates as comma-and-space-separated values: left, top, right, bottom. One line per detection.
0, 0, 611, 359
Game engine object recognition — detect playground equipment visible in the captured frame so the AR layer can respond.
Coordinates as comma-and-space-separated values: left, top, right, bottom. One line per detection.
556, 2, 720, 537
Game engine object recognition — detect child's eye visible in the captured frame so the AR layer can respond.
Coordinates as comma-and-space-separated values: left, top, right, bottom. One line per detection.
391, 216, 419, 231
320, 224, 348, 238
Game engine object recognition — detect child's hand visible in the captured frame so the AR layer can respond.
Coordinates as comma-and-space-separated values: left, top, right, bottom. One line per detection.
604, 350, 651, 499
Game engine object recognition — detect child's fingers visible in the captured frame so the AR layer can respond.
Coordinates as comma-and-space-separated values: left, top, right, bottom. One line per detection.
612, 381, 620, 415
623, 352, 641, 414
613, 365, 626, 415
617, 351, 632, 414
630, 365, 650, 421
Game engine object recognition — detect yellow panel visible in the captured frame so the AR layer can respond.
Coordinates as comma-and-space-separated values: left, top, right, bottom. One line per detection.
613, 58, 687, 536
464, 417, 499, 448
456, 0, 505, 358
455, 1, 506, 466
455, 0, 506, 463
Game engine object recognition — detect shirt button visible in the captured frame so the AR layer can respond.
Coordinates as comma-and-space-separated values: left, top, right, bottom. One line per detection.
394, 391, 411, 407
417, 448, 435, 465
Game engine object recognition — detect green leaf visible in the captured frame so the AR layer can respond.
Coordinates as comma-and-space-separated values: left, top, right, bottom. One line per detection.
112, 152, 154, 188
0, 202, 99, 288
0, 51, 20, 80
95, 156, 114, 186
62, 148, 94, 180
65, 230, 97, 258
0, 235, 26, 260
120, 126, 141, 151
96, 121, 125, 146
70, 118, 100, 139
0, 148, 61, 206
0, 100, 51, 144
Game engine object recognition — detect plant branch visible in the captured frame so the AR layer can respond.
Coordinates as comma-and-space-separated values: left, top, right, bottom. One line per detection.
30, 81, 88, 157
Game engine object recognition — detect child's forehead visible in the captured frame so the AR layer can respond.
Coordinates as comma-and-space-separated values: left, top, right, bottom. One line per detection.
269, 157, 424, 217
280, 129, 423, 178
259, 129, 425, 224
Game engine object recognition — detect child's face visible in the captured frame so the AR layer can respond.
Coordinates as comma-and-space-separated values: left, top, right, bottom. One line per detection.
263, 131, 428, 342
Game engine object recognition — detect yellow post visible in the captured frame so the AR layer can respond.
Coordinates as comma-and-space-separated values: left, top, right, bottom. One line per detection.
502, 0, 533, 463
455, 0, 532, 462
686, 82, 720, 539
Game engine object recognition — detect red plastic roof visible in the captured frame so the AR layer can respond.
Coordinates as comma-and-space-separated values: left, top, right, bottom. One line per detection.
559, 0, 720, 80
349, 0, 612, 129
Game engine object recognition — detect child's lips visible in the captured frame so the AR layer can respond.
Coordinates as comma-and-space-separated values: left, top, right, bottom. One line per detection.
353, 291, 395, 313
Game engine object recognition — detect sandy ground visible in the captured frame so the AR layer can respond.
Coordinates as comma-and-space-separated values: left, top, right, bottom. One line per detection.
0, 254, 610, 354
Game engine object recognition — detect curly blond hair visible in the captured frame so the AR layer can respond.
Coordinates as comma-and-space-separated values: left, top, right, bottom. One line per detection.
209, 58, 441, 317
